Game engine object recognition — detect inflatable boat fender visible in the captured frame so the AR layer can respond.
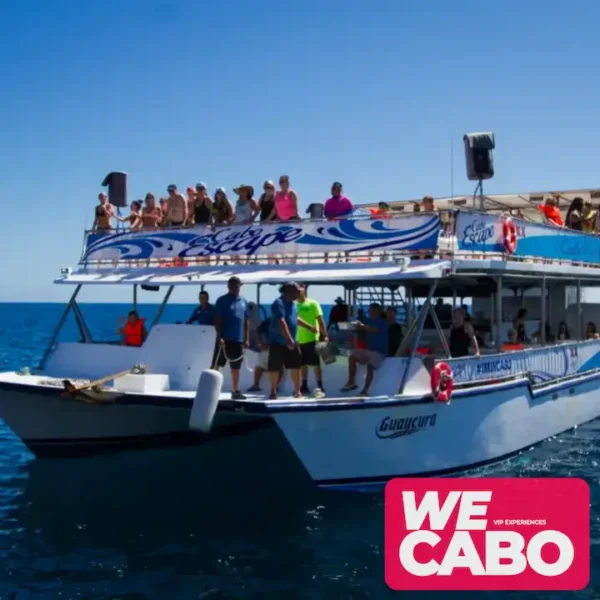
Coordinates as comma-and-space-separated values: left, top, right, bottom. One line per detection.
189, 369, 223, 432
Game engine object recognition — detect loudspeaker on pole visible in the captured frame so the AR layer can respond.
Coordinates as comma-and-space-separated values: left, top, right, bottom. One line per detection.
101, 171, 128, 208
463, 132, 495, 181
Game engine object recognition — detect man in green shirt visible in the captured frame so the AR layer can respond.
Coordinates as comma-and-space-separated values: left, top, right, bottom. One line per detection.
297, 284, 328, 396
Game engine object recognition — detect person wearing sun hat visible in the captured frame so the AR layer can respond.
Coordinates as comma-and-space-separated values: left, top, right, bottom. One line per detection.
233, 184, 260, 225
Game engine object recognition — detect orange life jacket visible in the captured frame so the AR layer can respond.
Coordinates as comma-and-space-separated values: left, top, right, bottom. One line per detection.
501, 342, 524, 351
124, 318, 145, 347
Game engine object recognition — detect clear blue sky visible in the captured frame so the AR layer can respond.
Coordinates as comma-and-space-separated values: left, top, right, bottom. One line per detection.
1, 0, 599, 305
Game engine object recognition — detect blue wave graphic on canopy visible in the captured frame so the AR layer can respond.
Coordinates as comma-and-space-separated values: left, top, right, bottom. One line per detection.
297, 216, 440, 246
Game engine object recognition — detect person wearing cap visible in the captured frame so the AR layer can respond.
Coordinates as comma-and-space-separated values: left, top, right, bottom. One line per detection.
213, 276, 251, 400
233, 184, 259, 225
165, 184, 188, 227
191, 182, 213, 226
267, 282, 318, 399
297, 283, 328, 396
341, 303, 388, 397
213, 187, 233, 226
328, 296, 349, 329
324, 182, 353, 220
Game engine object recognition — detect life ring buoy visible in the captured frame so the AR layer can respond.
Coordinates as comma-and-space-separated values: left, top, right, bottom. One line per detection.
503, 217, 517, 254
431, 362, 453, 403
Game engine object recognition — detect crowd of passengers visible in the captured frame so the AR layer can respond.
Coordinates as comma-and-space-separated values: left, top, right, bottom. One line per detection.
116, 287, 600, 400
538, 194, 600, 233
92, 176, 438, 232
445, 302, 600, 357
117, 280, 404, 399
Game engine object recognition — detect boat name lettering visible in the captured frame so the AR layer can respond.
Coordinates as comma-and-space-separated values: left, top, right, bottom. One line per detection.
185, 225, 304, 256
559, 237, 592, 259
461, 219, 495, 247
476, 359, 512, 375
375, 414, 437, 439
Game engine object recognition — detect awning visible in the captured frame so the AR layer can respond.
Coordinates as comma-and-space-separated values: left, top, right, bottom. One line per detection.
54, 260, 451, 286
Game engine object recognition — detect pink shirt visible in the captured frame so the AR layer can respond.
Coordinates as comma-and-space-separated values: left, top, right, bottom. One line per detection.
274, 190, 297, 221
324, 195, 353, 219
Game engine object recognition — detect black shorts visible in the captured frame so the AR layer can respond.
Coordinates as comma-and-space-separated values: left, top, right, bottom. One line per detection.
300, 341, 320, 367
268, 343, 302, 372
213, 340, 244, 370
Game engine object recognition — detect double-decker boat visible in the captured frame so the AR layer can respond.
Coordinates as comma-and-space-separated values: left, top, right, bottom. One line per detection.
3, 188, 600, 491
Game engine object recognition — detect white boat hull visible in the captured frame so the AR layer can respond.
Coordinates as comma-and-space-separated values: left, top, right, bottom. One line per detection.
0, 382, 268, 457
270, 371, 600, 490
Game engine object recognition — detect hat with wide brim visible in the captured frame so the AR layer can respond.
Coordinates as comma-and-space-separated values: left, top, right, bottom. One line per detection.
233, 184, 254, 196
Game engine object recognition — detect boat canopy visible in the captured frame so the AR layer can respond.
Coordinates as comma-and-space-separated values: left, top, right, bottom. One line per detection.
54, 260, 451, 286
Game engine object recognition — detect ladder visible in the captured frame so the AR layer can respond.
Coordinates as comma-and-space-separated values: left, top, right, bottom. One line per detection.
354, 286, 407, 323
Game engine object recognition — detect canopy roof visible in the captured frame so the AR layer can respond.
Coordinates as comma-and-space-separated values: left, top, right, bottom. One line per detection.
356, 188, 600, 222
54, 260, 450, 286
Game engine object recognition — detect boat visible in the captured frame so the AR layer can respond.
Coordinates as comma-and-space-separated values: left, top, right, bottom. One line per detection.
3, 189, 600, 492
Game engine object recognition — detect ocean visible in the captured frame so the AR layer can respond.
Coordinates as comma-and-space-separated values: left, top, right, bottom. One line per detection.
0, 302, 599, 599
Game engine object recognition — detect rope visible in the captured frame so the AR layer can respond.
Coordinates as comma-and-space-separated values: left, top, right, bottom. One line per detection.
211, 342, 255, 372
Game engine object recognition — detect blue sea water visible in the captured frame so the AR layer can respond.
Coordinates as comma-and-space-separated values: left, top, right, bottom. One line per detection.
1, 302, 600, 599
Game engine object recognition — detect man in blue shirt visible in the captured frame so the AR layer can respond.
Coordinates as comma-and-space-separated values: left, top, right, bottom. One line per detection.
186, 290, 215, 326
267, 282, 318, 400
214, 276, 250, 400
341, 303, 388, 397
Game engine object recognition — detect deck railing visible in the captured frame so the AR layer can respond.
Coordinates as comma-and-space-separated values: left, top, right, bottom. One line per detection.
78, 210, 600, 269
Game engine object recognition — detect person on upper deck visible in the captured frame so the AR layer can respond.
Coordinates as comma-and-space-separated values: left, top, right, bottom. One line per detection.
324, 182, 353, 220
117, 310, 147, 347
369, 201, 392, 219
158, 198, 169, 225
566, 197, 584, 231
192, 182, 213, 226
274, 175, 300, 221
449, 308, 480, 358
233, 185, 260, 225
267, 282, 318, 400
258, 180, 277, 222
582, 201, 597, 234
117, 200, 143, 229
538, 195, 563, 227
341, 303, 388, 397
141, 193, 162, 228
186, 290, 215, 326
213, 187, 233, 225
422, 195, 435, 212
185, 187, 196, 225
165, 184, 188, 227
213, 276, 250, 400
93, 193, 114, 232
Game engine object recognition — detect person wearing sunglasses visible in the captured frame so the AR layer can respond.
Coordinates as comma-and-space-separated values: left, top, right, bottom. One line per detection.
165, 184, 188, 227
258, 180, 277, 222
274, 175, 300, 221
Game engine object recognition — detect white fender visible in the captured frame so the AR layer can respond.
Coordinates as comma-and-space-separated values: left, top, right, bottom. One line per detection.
189, 369, 223, 433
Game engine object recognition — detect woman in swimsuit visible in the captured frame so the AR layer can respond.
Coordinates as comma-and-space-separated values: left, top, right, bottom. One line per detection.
141, 193, 162, 228
117, 200, 143, 230
192, 183, 213, 226
93, 192, 114, 232
234, 185, 260, 225
258, 180, 277, 222
212, 187, 234, 226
